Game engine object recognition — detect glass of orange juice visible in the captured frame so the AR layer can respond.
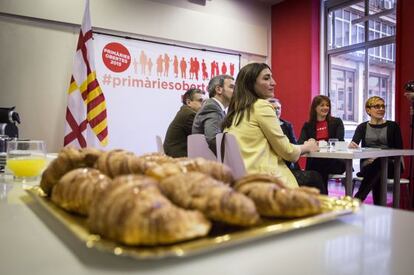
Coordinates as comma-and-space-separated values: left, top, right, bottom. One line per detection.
6, 140, 46, 183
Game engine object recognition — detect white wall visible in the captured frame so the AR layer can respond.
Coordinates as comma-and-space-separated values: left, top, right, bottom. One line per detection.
0, 0, 270, 153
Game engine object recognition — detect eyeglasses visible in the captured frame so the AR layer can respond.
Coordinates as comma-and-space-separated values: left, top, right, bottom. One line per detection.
370, 104, 386, 110
194, 98, 204, 103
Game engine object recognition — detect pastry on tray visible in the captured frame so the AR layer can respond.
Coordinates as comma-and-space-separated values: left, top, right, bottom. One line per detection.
94, 149, 147, 178
233, 174, 322, 218
146, 157, 233, 183
159, 172, 259, 226
88, 174, 211, 245
40, 147, 103, 196
51, 168, 111, 216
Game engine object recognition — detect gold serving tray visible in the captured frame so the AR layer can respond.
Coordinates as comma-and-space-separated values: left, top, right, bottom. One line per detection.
26, 186, 360, 260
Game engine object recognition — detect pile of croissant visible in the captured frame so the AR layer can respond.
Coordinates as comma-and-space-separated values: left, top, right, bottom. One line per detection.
40, 147, 322, 246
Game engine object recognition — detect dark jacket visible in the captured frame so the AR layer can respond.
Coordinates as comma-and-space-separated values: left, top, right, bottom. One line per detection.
298, 117, 344, 144
192, 98, 225, 152
280, 118, 297, 144
351, 121, 403, 149
352, 121, 404, 175
163, 105, 196, 158
279, 118, 300, 170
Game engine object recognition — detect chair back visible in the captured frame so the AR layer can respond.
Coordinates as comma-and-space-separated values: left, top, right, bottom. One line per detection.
216, 133, 246, 180
187, 134, 216, 161
155, 135, 164, 154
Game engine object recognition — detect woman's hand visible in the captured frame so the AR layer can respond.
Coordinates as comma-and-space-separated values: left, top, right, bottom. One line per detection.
302, 139, 319, 153
348, 141, 359, 149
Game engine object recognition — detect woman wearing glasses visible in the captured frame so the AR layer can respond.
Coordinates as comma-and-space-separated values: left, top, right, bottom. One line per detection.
349, 96, 403, 204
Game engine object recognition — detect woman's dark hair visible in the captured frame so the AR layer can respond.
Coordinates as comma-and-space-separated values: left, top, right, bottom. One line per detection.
222, 63, 271, 130
308, 95, 332, 124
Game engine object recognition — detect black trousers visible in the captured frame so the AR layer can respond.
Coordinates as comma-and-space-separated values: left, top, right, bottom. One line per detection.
291, 169, 328, 195
354, 158, 396, 205
306, 158, 346, 192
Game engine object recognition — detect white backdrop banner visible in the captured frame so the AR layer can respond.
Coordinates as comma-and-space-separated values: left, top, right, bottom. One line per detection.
93, 33, 240, 155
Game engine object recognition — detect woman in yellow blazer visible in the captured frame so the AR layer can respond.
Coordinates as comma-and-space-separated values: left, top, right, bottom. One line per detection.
222, 63, 319, 189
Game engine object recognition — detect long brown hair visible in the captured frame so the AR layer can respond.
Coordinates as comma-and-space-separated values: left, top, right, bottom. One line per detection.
222, 63, 271, 130
308, 95, 332, 125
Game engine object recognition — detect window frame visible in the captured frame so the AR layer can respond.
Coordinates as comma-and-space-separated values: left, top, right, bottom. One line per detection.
323, 0, 396, 126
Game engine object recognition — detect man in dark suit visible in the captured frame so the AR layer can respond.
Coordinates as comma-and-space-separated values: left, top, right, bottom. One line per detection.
268, 97, 327, 194
268, 98, 299, 169
192, 74, 234, 153
163, 88, 204, 158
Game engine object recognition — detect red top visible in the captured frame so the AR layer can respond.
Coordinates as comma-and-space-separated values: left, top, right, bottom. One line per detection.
315, 120, 328, 141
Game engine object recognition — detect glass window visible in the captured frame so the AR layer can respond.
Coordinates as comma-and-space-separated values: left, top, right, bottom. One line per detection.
330, 51, 364, 122
325, 0, 397, 125
327, 2, 365, 50
368, 44, 395, 120
369, 0, 396, 14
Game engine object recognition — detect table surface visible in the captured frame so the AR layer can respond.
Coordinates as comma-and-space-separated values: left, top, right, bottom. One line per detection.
1, 177, 414, 275
307, 148, 414, 159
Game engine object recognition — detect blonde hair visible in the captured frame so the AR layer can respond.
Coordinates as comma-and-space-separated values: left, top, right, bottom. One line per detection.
365, 96, 385, 115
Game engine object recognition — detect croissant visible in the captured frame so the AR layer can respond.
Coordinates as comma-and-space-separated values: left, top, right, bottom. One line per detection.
146, 158, 234, 183
234, 174, 322, 218
159, 172, 259, 226
88, 175, 211, 245
94, 149, 146, 178
51, 168, 111, 216
145, 162, 186, 181
40, 147, 103, 196
177, 158, 234, 183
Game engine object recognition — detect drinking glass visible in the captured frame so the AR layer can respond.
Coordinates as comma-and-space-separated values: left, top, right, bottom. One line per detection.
328, 138, 339, 152
6, 140, 46, 183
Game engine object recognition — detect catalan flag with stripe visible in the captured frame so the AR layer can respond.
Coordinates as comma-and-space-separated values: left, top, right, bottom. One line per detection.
64, 0, 108, 148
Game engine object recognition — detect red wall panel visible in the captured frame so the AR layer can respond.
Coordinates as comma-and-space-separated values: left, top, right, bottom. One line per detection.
271, 0, 320, 167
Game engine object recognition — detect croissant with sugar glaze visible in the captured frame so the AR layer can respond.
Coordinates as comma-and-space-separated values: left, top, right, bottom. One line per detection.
94, 149, 147, 178
159, 172, 259, 226
234, 174, 322, 218
40, 147, 103, 196
146, 157, 234, 183
88, 174, 211, 245
51, 168, 111, 216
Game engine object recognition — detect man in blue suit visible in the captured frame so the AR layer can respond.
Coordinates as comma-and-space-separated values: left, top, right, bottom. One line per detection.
192, 74, 234, 153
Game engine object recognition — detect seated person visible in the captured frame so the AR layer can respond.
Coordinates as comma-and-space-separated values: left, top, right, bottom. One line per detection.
163, 88, 204, 158
349, 96, 403, 205
222, 63, 323, 192
268, 98, 326, 194
268, 98, 299, 169
298, 95, 346, 191
192, 74, 234, 153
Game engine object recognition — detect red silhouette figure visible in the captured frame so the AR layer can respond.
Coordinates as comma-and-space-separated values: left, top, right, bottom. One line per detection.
202, 59, 208, 80
221, 62, 227, 75
180, 57, 187, 78
229, 63, 235, 76
164, 53, 171, 77
156, 55, 163, 77
193, 57, 200, 81
147, 58, 153, 75
173, 55, 179, 78
139, 50, 147, 75
210, 60, 216, 78
189, 57, 194, 79
133, 58, 139, 74
215, 61, 219, 76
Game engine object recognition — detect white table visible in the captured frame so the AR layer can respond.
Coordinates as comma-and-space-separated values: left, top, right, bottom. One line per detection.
1, 178, 414, 275
307, 149, 414, 207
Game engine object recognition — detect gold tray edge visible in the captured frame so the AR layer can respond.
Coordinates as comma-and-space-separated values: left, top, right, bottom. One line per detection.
25, 186, 360, 260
